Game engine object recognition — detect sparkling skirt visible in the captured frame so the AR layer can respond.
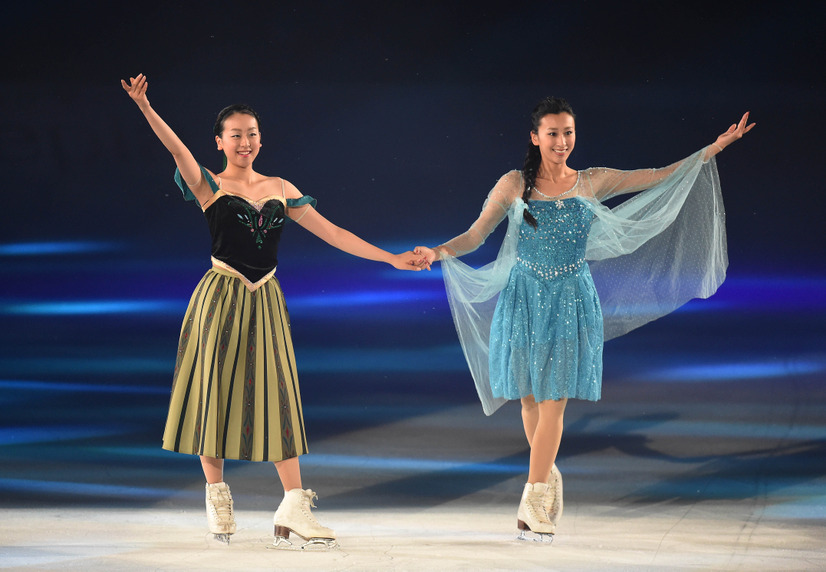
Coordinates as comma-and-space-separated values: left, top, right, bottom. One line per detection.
489, 262, 603, 402
162, 268, 308, 462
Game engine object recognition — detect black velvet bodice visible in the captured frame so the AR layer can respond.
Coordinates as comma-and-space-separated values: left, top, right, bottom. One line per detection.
204, 194, 286, 283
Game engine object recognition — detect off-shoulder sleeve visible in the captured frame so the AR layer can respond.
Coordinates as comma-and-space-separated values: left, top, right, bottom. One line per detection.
440, 170, 522, 257
174, 165, 219, 201
285, 195, 317, 224
286, 196, 317, 209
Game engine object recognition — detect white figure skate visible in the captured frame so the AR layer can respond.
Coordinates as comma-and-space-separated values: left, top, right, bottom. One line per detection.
516, 482, 554, 543
545, 463, 564, 527
272, 488, 338, 550
205, 481, 236, 544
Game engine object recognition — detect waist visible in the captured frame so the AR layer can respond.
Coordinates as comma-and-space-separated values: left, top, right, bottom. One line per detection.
515, 255, 586, 281
211, 257, 277, 292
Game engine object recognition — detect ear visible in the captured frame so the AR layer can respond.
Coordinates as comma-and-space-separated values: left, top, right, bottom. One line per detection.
530, 131, 539, 146
216, 135, 223, 151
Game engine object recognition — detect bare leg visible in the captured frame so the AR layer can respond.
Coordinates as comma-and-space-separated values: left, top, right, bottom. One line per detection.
200, 455, 224, 484
274, 456, 303, 491
525, 397, 567, 484
521, 395, 539, 446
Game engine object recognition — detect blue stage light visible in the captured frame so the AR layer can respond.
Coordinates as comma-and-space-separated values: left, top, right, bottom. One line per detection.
0, 241, 121, 256
637, 359, 825, 382
0, 300, 184, 316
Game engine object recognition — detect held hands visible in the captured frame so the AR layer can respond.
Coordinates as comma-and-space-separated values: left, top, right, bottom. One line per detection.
120, 73, 150, 109
714, 111, 756, 152
391, 251, 431, 271
413, 246, 438, 269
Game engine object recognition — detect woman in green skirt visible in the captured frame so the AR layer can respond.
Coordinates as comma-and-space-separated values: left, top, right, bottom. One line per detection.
122, 73, 424, 549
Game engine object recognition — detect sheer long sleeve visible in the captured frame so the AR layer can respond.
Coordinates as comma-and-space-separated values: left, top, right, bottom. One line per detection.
440, 170, 522, 257
584, 144, 718, 201
584, 162, 680, 201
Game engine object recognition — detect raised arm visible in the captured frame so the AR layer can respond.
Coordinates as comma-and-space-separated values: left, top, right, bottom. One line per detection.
282, 180, 423, 271
588, 112, 755, 201
121, 73, 213, 205
414, 170, 521, 264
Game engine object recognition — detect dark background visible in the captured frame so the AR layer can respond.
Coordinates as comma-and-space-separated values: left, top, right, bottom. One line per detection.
1, 0, 823, 270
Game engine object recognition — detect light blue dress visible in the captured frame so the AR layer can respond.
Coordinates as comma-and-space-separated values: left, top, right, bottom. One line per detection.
489, 198, 603, 402
439, 148, 727, 415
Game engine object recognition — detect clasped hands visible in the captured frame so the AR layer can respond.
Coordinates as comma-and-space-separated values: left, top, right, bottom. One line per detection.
393, 248, 433, 271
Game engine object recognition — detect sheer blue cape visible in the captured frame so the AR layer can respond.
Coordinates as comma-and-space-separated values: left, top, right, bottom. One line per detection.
440, 148, 727, 415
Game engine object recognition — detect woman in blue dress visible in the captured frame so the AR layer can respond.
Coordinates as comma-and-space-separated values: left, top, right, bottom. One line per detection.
414, 97, 754, 540
121, 73, 424, 548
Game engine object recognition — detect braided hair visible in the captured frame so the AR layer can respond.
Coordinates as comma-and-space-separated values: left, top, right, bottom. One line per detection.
521, 97, 576, 228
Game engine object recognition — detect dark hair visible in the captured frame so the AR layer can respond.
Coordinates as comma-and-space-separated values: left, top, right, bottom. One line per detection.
213, 104, 262, 137
521, 97, 576, 228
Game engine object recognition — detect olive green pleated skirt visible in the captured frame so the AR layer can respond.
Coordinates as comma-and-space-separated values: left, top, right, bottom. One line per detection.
162, 268, 308, 462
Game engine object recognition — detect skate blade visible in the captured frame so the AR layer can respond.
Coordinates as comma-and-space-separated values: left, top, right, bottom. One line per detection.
210, 533, 232, 545
516, 529, 554, 544
270, 535, 338, 551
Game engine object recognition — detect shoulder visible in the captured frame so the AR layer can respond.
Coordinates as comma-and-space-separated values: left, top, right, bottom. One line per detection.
278, 177, 303, 199
580, 167, 619, 184
479, 169, 522, 208
499, 169, 523, 185
492, 170, 523, 194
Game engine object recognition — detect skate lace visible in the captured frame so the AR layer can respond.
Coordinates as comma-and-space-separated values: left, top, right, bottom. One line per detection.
208, 488, 234, 520
528, 492, 551, 523
546, 470, 562, 517
300, 489, 322, 522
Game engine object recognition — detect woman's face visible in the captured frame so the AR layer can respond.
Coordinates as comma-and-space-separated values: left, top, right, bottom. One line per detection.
216, 113, 262, 167
530, 113, 575, 164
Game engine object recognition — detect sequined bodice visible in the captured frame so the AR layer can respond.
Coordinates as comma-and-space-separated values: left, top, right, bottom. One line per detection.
516, 198, 593, 281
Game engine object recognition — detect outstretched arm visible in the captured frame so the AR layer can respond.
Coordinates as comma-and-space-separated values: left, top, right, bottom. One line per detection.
414, 170, 521, 265
121, 73, 213, 205
284, 181, 425, 271
591, 112, 756, 201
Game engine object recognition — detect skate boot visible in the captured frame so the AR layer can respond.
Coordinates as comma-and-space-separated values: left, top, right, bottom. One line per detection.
205, 481, 236, 544
544, 463, 564, 527
516, 482, 554, 543
272, 488, 337, 550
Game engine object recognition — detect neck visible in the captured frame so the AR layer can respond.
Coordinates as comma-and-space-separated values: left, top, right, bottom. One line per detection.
538, 160, 570, 181
221, 163, 258, 184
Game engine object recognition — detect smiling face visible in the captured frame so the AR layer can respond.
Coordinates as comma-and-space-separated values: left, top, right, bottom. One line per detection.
215, 112, 261, 167
530, 112, 576, 165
